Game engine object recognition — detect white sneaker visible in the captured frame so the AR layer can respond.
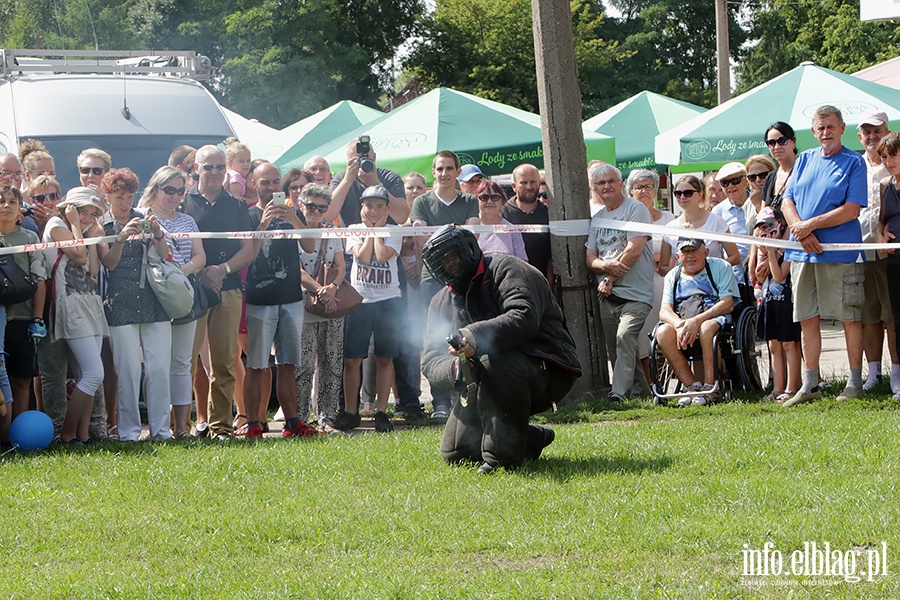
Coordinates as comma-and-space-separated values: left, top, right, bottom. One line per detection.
691, 395, 707, 406
679, 383, 703, 407
862, 375, 882, 391
677, 396, 693, 407
273, 406, 285, 422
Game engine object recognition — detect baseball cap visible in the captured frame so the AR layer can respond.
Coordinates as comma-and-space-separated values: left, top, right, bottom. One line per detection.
716, 162, 747, 181
458, 164, 484, 182
859, 111, 889, 128
676, 237, 705, 251
360, 185, 390, 204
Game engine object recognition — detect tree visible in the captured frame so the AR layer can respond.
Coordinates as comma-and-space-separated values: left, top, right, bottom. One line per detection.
736, 0, 900, 92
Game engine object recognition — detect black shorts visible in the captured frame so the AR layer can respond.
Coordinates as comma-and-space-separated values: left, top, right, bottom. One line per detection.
4, 320, 39, 379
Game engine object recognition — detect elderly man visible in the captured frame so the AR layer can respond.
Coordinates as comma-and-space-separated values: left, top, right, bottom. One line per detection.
585, 163, 654, 402
180, 145, 256, 439
658, 238, 739, 406
712, 162, 756, 282
304, 155, 332, 186
457, 164, 484, 195
855, 111, 898, 393
326, 138, 409, 226
501, 163, 553, 285
704, 172, 726, 212
781, 105, 867, 407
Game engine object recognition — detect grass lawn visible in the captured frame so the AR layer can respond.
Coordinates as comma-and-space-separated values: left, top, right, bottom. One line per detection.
2, 390, 899, 599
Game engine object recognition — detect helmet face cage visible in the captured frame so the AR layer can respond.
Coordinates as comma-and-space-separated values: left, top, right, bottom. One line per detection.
422, 224, 481, 287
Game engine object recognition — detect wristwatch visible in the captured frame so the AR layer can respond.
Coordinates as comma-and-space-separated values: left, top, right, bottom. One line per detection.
222, 262, 232, 275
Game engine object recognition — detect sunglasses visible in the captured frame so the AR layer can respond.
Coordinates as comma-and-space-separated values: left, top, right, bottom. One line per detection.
199, 164, 227, 172
79, 166, 106, 176
747, 171, 771, 183
765, 136, 790, 148
537, 191, 548, 199
673, 189, 698, 199
303, 202, 329, 213
32, 192, 60, 203
720, 176, 745, 187
478, 193, 503, 202
159, 186, 186, 196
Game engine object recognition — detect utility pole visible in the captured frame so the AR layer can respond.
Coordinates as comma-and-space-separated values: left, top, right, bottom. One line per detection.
531, 0, 609, 395
715, 0, 731, 104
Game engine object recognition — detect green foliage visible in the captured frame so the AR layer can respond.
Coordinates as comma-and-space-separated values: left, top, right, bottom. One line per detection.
736, 0, 900, 93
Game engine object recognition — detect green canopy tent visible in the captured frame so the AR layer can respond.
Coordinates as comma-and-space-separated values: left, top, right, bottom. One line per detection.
583, 91, 705, 176
656, 62, 900, 173
281, 87, 615, 179
250, 100, 384, 165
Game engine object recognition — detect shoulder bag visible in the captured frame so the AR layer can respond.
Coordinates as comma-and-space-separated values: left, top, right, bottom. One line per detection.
305, 240, 362, 319
0, 243, 38, 305
140, 241, 195, 320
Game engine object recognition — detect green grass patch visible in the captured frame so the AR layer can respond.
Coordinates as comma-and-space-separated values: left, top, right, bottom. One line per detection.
2, 394, 899, 598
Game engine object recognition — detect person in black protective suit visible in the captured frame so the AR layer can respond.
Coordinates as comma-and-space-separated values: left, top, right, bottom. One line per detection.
420, 224, 582, 474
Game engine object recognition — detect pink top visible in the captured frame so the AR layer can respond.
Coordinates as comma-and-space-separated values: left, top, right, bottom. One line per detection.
226, 169, 247, 197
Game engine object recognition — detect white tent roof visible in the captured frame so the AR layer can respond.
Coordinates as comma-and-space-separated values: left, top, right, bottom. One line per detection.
221, 107, 277, 145
854, 57, 900, 91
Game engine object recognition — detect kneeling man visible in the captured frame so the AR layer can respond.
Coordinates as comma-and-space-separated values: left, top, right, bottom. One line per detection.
420, 225, 581, 474
658, 238, 739, 406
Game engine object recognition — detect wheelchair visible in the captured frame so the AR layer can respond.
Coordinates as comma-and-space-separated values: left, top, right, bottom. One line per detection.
648, 285, 771, 405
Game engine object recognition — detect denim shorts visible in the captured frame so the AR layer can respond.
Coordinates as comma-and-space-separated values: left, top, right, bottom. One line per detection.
343, 297, 403, 359
245, 301, 305, 369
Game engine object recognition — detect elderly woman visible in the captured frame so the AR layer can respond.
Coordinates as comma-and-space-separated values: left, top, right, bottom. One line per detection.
141, 166, 206, 438
96, 168, 173, 442
295, 183, 345, 432
625, 169, 675, 388
283, 168, 314, 207
475, 180, 527, 260
44, 188, 108, 444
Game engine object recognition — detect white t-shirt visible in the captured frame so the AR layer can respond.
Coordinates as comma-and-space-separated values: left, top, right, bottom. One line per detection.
346, 224, 403, 303
664, 213, 730, 260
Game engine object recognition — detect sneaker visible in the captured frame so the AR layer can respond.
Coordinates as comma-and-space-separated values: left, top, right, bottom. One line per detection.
283, 421, 317, 438
373, 411, 394, 433
246, 422, 264, 439
691, 395, 708, 406
360, 402, 376, 418
782, 388, 822, 408
608, 393, 625, 403
213, 432, 232, 441
862, 375, 882, 391
400, 406, 427, 421
273, 406, 285, 422
677, 396, 693, 407
193, 422, 210, 438
679, 383, 703, 407
332, 411, 361, 432
836, 385, 860, 402
477, 462, 497, 475
431, 406, 450, 420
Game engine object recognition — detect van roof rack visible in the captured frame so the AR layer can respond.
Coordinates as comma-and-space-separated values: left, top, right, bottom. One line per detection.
0, 49, 213, 80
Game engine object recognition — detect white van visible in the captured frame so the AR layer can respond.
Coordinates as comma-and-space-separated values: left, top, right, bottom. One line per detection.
0, 49, 235, 190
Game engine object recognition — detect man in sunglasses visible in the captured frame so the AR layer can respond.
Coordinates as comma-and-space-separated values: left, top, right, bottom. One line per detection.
781, 105, 867, 407
181, 144, 256, 439
713, 162, 756, 283
585, 162, 654, 402
853, 111, 899, 395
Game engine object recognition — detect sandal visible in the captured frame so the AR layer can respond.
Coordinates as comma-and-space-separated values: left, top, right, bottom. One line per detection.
106, 425, 120, 441
232, 413, 248, 431
762, 391, 779, 403
775, 390, 794, 404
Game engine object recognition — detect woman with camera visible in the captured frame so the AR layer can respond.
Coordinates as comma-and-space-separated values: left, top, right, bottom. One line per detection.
97, 168, 173, 442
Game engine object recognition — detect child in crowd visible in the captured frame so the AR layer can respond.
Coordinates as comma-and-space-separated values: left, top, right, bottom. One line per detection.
333, 185, 404, 433
224, 139, 252, 201
753, 207, 801, 402
876, 132, 900, 399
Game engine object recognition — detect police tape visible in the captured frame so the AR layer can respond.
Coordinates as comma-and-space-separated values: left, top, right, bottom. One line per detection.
1, 219, 894, 256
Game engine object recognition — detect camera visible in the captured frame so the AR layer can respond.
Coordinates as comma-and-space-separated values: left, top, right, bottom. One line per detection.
140, 220, 152, 231
356, 135, 375, 173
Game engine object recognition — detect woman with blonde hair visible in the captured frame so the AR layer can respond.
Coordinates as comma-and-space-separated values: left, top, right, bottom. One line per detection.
140, 166, 206, 438
18, 139, 55, 185
745, 154, 777, 214
658, 175, 740, 276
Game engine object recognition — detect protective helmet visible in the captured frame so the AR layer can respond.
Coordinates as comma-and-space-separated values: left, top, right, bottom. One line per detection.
422, 224, 482, 288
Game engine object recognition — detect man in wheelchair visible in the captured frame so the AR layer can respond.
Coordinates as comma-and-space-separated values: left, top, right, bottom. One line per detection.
658, 237, 741, 405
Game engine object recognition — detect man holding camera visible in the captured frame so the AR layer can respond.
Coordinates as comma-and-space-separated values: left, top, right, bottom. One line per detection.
326, 137, 409, 227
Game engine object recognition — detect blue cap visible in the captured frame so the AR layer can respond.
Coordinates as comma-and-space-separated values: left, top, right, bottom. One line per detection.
458, 164, 484, 182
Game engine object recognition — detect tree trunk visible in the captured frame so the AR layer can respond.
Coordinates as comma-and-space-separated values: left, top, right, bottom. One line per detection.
531, 0, 609, 396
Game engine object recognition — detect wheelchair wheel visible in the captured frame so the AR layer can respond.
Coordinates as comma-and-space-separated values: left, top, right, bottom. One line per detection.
736, 307, 771, 391
649, 335, 681, 403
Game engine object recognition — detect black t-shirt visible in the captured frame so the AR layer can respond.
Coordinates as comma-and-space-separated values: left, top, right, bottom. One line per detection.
501, 199, 551, 277
329, 167, 405, 226
180, 186, 253, 292
245, 205, 305, 306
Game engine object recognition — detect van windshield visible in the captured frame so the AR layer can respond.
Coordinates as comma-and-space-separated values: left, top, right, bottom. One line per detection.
39, 135, 228, 195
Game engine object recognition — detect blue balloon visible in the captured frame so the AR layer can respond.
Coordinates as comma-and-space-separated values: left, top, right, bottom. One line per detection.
9, 410, 54, 451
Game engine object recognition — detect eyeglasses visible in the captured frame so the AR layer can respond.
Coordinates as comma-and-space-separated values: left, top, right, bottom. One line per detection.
303, 202, 329, 213
79, 166, 106, 176
673, 189, 697, 199
633, 184, 655, 192
0, 170, 23, 181
199, 164, 227, 172
159, 186, 186, 196
747, 171, 771, 183
478, 194, 503, 202
765, 136, 790, 148
289, 184, 305, 192
720, 176, 745, 187
32, 192, 60, 203
592, 178, 619, 186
